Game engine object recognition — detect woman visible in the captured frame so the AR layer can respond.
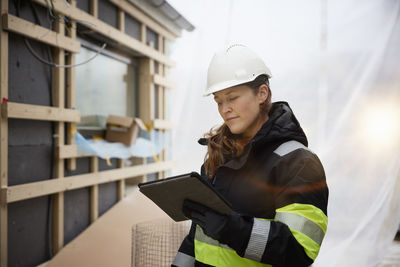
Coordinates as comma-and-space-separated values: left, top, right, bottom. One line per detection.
173, 45, 328, 267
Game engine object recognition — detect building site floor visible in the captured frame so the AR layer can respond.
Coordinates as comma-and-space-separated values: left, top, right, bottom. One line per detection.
41, 186, 170, 267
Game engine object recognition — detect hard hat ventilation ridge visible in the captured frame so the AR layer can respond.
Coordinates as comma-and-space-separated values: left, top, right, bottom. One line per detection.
226, 44, 246, 52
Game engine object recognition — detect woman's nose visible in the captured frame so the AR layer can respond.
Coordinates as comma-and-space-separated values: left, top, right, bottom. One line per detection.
220, 102, 232, 114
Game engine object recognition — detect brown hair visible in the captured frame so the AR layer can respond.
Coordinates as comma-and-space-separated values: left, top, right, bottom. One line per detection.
204, 75, 272, 178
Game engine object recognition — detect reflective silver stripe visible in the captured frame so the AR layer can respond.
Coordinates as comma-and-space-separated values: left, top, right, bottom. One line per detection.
172, 252, 195, 267
244, 219, 271, 262
275, 212, 325, 245
194, 225, 232, 250
273, 140, 312, 156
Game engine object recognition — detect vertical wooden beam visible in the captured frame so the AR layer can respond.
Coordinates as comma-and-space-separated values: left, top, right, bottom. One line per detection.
118, 9, 125, 33
157, 44, 163, 178
66, 0, 77, 171
90, 0, 98, 18
138, 58, 154, 124
157, 36, 167, 179
117, 159, 125, 200
52, 16, 65, 255
138, 39, 154, 180
0, 0, 8, 265
140, 23, 146, 43
90, 157, 98, 222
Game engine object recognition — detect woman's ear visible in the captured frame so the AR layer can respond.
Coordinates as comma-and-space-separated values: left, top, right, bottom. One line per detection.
258, 84, 269, 103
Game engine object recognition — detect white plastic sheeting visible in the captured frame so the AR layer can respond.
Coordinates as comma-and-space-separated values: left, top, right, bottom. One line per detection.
168, 0, 400, 266
75, 131, 170, 159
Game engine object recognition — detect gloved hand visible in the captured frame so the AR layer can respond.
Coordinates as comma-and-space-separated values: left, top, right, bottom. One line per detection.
182, 199, 228, 240
182, 199, 253, 256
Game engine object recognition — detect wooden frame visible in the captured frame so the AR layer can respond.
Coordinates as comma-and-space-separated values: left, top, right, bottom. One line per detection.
66, 0, 77, 171
52, 16, 66, 254
2, 161, 175, 203
152, 74, 176, 89
0, 0, 178, 265
33, 0, 175, 67
1, 102, 80, 122
2, 14, 81, 53
109, 0, 177, 41
0, 0, 8, 265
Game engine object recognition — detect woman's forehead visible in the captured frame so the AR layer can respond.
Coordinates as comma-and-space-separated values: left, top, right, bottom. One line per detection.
213, 86, 247, 99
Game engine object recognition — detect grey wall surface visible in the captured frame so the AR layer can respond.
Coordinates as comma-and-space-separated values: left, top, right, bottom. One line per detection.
8, 1, 120, 266
125, 13, 141, 40
8, 197, 51, 267
98, 0, 118, 28
64, 158, 91, 246
99, 159, 118, 216
146, 27, 159, 50
77, 0, 90, 13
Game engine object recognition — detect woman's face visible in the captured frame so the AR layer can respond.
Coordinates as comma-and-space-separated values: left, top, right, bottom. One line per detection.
214, 85, 268, 138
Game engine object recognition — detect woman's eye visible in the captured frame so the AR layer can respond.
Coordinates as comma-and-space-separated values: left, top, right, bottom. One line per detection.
229, 96, 238, 101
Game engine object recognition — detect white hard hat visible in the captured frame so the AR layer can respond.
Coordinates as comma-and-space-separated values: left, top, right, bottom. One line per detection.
205, 44, 272, 96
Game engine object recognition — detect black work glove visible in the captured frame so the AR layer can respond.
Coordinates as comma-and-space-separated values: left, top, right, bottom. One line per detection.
182, 199, 253, 257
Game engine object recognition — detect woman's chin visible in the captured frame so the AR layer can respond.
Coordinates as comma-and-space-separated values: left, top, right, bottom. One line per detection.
228, 126, 243, 135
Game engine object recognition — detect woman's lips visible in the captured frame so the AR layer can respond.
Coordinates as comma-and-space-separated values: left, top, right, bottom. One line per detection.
226, 116, 239, 122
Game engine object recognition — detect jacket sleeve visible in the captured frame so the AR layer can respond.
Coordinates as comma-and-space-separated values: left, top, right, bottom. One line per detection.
232, 152, 329, 267
172, 222, 196, 267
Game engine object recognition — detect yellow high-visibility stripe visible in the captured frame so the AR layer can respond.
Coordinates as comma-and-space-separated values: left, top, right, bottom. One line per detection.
276, 203, 328, 232
194, 226, 272, 267
275, 203, 328, 260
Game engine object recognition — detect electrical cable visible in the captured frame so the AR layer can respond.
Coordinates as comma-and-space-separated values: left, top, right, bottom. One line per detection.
14, 0, 55, 258
24, 0, 107, 68
24, 39, 107, 68
27, 1, 55, 259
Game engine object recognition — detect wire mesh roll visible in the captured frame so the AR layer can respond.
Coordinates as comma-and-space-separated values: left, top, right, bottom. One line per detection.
132, 218, 190, 267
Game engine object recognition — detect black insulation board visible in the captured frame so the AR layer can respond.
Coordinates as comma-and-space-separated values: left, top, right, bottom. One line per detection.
77, 0, 90, 13
8, 196, 51, 267
99, 159, 118, 216
7, 2, 120, 264
146, 27, 159, 50
64, 188, 91, 245
125, 13, 141, 40
98, 0, 118, 28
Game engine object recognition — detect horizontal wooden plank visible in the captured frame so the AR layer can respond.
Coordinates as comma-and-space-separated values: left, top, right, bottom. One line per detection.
2, 102, 81, 122
152, 119, 174, 130
4, 160, 175, 203
2, 14, 81, 53
152, 74, 176, 89
109, 0, 177, 40
32, 0, 175, 67
57, 145, 78, 159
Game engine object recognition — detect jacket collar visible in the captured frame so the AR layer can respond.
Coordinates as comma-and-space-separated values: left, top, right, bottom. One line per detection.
199, 102, 308, 170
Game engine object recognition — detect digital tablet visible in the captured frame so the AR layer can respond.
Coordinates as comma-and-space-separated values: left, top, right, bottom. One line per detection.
138, 172, 232, 222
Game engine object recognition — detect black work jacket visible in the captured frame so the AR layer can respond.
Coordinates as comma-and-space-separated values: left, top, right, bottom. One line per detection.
176, 102, 329, 267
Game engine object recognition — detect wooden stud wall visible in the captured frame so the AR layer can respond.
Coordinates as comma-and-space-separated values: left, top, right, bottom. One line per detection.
90, 157, 99, 222
0, 0, 7, 265
66, 0, 77, 171
0, 0, 178, 265
52, 15, 66, 254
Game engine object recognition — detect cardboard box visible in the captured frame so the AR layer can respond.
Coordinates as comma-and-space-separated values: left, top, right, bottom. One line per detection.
105, 115, 146, 146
